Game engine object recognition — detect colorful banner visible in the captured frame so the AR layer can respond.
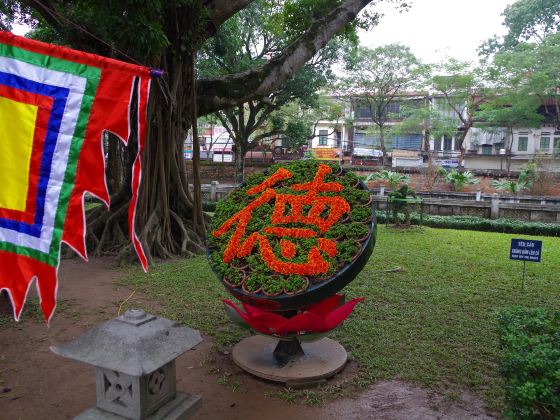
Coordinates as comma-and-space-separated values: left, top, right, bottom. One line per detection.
0, 32, 151, 322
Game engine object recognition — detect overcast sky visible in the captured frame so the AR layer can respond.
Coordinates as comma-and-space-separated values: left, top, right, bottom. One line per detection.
11, 0, 515, 64
359, 0, 516, 63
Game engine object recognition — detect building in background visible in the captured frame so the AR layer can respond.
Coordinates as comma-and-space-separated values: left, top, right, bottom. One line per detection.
188, 94, 560, 172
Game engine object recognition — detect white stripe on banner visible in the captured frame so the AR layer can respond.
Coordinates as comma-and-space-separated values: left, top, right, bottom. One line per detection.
0, 56, 87, 253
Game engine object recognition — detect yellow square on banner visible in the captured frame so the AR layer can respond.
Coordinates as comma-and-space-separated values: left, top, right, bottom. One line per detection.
0, 96, 38, 211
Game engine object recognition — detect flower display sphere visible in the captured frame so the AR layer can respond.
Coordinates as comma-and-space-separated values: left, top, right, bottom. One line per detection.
207, 160, 376, 312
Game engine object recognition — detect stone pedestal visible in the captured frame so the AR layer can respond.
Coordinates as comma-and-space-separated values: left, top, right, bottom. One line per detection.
232, 335, 347, 387
51, 309, 203, 419
76, 393, 201, 420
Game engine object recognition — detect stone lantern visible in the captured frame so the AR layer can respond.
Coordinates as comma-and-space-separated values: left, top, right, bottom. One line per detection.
51, 309, 203, 419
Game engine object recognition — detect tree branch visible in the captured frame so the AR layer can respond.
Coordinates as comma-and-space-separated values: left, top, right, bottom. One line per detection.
197, 0, 375, 116
23, 0, 108, 52
202, 0, 255, 41
215, 111, 237, 141
251, 129, 285, 145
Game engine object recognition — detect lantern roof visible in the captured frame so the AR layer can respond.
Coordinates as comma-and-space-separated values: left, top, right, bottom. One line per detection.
51, 309, 202, 376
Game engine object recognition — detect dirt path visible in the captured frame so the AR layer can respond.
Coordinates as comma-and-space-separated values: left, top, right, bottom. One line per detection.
0, 258, 494, 419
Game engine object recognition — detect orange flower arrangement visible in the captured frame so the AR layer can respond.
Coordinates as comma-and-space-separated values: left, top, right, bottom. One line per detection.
208, 160, 373, 296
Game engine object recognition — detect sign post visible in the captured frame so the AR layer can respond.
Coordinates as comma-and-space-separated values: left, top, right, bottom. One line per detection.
509, 239, 542, 290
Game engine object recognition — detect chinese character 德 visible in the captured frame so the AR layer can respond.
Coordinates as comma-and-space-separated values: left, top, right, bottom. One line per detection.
212, 164, 350, 276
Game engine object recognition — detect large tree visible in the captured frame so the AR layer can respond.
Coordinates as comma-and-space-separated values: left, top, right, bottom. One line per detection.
342, 43, 425, 157
1, 0, 404, 262
198, 1, 351, 182
492, 33, 560, 128
430, 59, 491, 166
392, 102, 459, 159
479, 0, 560, 55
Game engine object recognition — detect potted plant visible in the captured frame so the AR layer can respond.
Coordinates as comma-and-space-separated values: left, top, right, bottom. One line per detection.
350, 207, 373, 223
324, 224, 346, 241
242, 273, 265, 293
223, 267, 245, 287
284, 275, 309, 295
345, 223, 370, 241
337, 241, 361, 265
262, 276, 286, 296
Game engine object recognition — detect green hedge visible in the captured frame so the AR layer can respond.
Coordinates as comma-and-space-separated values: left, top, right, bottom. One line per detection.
205, 201, 560, 236
375, 212, 560, 237
497, 307, 560, 419
202, 201, 217, 212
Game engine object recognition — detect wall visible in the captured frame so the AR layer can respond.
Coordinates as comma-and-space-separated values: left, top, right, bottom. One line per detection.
464, 155, 560, 172
185, 162, 267, 183
373, 195, 560, 224
188, 162, 560, 197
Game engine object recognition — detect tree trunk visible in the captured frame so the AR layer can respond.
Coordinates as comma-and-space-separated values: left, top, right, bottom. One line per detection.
506, 126, 513, 172
234, 143, 246, 184
458, 130, 468, 169
379, 124, 386, 166
87, 50, 207, 263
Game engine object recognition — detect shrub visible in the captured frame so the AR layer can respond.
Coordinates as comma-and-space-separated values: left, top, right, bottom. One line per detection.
497, 307, 560, 419
375, 212, 560, 237
491, 179, 527, 196
364, 170, 411, 190
202, 201, 217, 212
444, 169, 479, 192
262, 277, 285, 295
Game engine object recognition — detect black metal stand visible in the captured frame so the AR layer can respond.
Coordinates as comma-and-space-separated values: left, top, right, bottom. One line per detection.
273, 337, 304, 366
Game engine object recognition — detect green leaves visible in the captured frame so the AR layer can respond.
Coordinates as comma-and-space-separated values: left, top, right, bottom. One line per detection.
501, 0, 560, 47
444, 170, 479, 192
497, 307, 560, 419
365, 170, 411, 190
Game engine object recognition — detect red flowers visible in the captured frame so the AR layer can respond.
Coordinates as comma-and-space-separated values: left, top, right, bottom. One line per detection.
222, 294, 364, 336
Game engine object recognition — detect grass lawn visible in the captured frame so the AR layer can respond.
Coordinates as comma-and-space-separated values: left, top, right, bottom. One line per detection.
124, 226, 560, 413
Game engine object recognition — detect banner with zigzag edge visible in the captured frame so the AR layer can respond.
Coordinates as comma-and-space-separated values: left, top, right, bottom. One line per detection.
0, 31, 151, 323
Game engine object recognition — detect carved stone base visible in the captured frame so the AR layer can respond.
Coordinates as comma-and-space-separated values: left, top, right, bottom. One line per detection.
75, 392, 201, 420
232, 335, 347, 386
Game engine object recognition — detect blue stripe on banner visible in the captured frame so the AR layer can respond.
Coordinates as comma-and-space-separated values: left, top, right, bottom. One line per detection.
0, 71, 69, 237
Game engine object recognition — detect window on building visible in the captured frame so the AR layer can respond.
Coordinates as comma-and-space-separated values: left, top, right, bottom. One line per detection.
336, 131, 342, 148
518, 136, 528, 152
318, 130, 328, 145
540, 136, 550, 151
454, 138, 462, 151
434, 138, 442, 151
391, 134, 422, 150
481, 145, 493, 155
443, 135, 453, 151
354, 132, 380, 148
386, 102, 400, 118
493, 142, 504, 153
354, 103, 372, 119
554, 137, 560, 156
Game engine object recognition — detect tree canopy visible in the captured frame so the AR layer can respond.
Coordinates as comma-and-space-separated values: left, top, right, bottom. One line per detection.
1, 0, 407, 261
342, 43, 425, 155
197, 0, 350, 181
